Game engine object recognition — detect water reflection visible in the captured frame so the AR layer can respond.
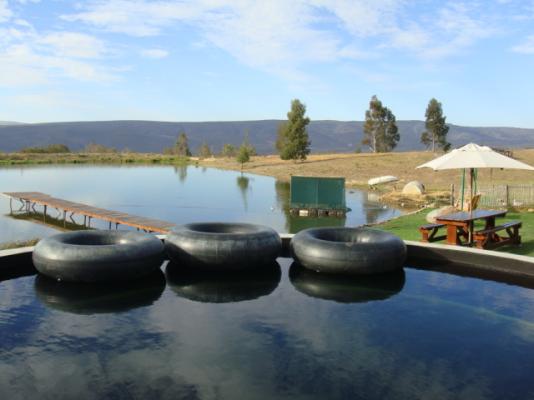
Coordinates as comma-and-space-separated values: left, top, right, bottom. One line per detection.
0, 165, 402, 244
34, 270, 166, 314
289, 263, 405, 303
236, 175, 250, 211
364, 192, 395, 225
274, 181, 346, 233
166, 262, 281, 303
173, 165, 188, 183
0, 260, 533, 399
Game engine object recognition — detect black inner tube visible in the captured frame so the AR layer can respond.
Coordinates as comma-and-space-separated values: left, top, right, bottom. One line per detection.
311, 228, 387, 244
58, 231, 145, 246
34, 270, 166, 314
165, 261, 282, 303
185, 223, 266, 235
289, 262, 406, 303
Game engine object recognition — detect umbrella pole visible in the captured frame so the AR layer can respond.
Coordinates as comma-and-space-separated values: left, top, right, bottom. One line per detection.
469, 168, 474, 245
460, 169, 465, 211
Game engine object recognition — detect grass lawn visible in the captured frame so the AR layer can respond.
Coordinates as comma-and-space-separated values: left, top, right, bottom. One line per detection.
377, 209, 534, 257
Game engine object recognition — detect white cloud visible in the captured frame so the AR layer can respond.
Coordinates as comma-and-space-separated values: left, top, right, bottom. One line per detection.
62, 0, 370, 79
140, 48, 168, 58
0, 24, 117, 87
421, 2, 495, 58
0, 0, 13, 22
61, 0, 503, 80
512, 35, 534, 54
62, 0, 203, 37
38, 32, 107, 59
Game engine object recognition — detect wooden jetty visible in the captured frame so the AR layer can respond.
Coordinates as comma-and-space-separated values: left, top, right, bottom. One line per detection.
2, 191, 176, 234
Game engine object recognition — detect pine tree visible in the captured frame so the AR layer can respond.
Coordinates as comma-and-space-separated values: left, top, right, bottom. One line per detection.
242, 130, 257, 156
362, 95, 399, 153
275, 122, 287, 154
236, 142, 251, 171
277, 99, 311, 161
421, 98, 450, 152
197, 141, 212, 159
221, 143, 237, 157
175, 131, 191, 156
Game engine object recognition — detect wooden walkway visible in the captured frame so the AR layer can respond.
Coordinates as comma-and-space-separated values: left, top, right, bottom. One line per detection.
2, 191, 176, 234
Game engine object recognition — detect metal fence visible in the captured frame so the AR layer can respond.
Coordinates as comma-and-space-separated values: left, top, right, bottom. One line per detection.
466, 184, 534, 207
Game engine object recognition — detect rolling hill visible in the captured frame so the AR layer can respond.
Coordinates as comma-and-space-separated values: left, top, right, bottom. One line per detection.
0, 120, 532, 154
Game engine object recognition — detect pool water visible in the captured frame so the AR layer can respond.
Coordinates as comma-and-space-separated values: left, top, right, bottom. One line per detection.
1, 259, 533, 399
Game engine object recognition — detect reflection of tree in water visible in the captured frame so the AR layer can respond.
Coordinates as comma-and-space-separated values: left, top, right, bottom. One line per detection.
275, 180, 345, 233
174, 165, 188, 183
237, 174, 250, 211
364, 193, 395, 225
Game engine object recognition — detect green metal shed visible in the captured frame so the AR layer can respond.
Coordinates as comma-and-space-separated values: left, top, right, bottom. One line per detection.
290, 176, 346, 212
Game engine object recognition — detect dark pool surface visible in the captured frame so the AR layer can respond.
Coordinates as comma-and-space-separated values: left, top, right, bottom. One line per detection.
1, 259, 534, 400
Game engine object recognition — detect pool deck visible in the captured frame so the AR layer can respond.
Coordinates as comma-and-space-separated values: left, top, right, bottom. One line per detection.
2, 191, 176, 233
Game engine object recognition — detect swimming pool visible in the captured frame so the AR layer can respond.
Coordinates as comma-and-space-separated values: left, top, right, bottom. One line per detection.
1, 256, 533, 399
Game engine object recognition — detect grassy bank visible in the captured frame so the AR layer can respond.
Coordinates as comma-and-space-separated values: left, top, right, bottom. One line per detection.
200, 149, 534, 191
377, 209, 534, 257
0, 152, 189, 165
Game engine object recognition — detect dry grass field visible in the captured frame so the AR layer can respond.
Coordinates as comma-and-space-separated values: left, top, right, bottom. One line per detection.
201, 149, 534, 191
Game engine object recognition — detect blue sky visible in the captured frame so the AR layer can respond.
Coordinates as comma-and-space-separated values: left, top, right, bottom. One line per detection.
0, 0, 533, 127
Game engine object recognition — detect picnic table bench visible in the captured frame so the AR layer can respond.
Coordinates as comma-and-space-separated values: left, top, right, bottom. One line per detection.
419, 223, 446, 243
473, 220, 521, 250
419, 209, 522, 250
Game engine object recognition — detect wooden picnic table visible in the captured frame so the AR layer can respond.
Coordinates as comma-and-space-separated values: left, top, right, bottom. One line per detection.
435, 209, 521, 249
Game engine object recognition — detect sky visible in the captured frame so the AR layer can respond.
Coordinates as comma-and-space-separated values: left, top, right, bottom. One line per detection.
0, 0, 533, 127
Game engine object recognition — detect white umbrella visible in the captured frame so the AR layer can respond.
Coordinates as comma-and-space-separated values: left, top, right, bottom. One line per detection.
417, 143, 534, 241
417, 143, 534, 207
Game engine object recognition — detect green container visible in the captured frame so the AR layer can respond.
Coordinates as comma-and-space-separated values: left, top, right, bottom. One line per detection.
290, 176, 346, 210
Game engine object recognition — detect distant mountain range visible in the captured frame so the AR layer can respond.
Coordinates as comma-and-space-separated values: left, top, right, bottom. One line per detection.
0, 121, 22, 126
0, 120, 533, 154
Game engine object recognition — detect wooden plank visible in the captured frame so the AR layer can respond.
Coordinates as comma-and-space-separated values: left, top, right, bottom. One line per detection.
2, 191, 177, 234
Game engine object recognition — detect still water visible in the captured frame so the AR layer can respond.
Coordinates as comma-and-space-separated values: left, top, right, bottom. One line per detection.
0, 165, 401, 244
1, 259, 534, 399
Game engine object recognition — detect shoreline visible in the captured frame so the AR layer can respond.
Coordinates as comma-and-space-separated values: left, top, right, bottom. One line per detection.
2, 150, 534, 193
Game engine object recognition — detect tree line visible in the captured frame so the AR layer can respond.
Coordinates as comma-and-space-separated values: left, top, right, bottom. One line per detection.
271, 96, 450, 159
16, 97, 450, 164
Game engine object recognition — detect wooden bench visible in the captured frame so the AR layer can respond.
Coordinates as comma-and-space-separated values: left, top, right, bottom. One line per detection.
419, 223, 446, 243
473, 221, 522, 249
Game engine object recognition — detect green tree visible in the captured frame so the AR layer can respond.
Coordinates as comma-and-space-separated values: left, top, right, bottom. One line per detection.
221, 143, 237, 157
242, 130, 257, 156
275, 122, 288, 154
175, 131, 191, 156
236, 142, 251, 171
277, 99, 311, 161
362, 95, 399, 153
197, 141, 212, 159
421, 98, 450, 152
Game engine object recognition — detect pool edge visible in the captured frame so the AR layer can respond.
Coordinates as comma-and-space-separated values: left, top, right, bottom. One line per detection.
2, 234, 534, 287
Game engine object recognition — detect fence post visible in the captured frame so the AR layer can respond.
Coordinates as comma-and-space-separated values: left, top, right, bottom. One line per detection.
505, 184, 509, 207
450, 183, 454, 206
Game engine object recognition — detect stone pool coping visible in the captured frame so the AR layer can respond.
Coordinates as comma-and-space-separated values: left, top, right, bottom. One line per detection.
2, 234, 534, 288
